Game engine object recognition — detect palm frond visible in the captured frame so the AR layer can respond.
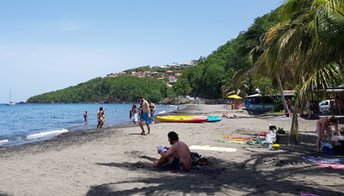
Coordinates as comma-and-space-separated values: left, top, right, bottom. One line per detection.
300, 62, 343, 98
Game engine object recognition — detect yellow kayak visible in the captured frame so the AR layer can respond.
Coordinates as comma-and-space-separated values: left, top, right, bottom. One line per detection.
156, 115, 208, 123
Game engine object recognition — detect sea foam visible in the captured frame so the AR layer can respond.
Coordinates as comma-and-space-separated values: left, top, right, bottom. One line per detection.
0, 139, 9, 145
26, 129, 68, 140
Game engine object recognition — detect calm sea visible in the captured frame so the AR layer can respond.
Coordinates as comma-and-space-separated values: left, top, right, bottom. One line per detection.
0, 103, 177, 146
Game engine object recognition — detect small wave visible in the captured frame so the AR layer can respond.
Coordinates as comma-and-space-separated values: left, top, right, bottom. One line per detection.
158, 111, 166, 114
26, 129, 68, 140
0, 139, 9, 145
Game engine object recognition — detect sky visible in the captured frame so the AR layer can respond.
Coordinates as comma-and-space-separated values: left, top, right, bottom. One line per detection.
0, 0, 284, 103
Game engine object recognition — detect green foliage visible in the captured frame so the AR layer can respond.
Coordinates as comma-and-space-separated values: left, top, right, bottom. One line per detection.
254, 78, 279, 96
27, 75, 172, 103
173, 78, 192, 96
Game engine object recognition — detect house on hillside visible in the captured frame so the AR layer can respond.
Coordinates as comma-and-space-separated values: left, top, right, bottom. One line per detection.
168, 76, 177, 83
107, 73, 118, 78
166, 70, 174, 76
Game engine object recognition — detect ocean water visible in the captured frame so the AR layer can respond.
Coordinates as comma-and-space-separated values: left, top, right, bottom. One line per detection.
0, 103, 176, 146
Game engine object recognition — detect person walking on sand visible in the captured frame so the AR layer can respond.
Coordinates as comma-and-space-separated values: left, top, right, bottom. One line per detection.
97, 107, 105, 128
316, 116, 341, 152
83, 111, 88, 123
153, 131, 192, 172
138, 96, 151, 135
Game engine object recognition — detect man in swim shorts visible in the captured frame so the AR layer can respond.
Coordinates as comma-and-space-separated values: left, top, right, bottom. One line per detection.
154, 131, 192, 172
138, 96, 151, 135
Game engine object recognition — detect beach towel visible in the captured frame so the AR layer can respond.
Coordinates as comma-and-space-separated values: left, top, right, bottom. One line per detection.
216, 139, 245, 144
303, 156, 344, 170
319, 164, 344, 169
301, 193, 320, 196
303, 156, 344, 164
218, 136, 257, 145
222, 136, 253, 141
189, 145, 237, 152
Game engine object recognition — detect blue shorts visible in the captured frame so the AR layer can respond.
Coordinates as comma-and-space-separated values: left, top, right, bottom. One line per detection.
140, 112, 151, 125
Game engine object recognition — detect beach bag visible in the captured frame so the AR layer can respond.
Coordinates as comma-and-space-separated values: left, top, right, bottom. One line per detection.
321, 143, 334, 155
266, 130, 276, 144
191, 152, 201, 165
191, 152, 208, 166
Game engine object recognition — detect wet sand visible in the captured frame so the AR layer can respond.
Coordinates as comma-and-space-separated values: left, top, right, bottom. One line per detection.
0, 104, 343, 195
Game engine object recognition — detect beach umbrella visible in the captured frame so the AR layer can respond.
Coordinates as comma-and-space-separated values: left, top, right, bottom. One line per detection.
227, 95, 242, 99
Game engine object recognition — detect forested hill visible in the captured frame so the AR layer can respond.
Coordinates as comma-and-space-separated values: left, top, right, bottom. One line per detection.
26, 75, 174, 103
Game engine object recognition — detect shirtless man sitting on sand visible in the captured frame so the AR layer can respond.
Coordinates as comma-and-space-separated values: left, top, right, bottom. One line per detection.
153, 131, 192, 172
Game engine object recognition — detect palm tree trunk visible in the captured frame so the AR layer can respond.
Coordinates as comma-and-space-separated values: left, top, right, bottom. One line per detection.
276, 73, 289, 114
289, 97, 300, 145
307, 99, 311, 119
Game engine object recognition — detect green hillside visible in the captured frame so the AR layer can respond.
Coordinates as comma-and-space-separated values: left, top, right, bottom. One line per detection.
26, 75, 174, 103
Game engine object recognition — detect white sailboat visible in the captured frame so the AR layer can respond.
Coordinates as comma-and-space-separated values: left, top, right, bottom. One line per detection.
7, 90, 15, 106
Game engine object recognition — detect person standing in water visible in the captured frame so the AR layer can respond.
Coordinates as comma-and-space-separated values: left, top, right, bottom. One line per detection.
83, 111, 88, 123
97, 107, 105, 128
138, 97, 151, 135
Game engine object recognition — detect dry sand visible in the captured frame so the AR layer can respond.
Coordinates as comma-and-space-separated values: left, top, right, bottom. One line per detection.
0, 104, 343, 196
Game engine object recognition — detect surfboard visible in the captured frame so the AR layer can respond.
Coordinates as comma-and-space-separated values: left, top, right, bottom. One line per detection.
156, 115, 208, 123
207, 116, 222, 122
189, 145, 237, 152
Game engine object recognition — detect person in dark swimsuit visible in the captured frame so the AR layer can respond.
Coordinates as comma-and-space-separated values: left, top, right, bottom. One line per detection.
97, 107, 105, 128
83, 111, 88, 123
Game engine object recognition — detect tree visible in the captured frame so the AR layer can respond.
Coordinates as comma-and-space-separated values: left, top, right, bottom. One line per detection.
173, 78, 192, 96
256, 0, 344, 144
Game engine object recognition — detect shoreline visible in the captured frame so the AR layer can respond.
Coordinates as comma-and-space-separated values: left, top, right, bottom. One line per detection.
0, 103, 182, 149
0, 104, 189, 156
0, 104, 343, 195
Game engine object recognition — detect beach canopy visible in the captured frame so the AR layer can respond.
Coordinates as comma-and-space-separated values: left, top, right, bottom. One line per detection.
227, 95, 242, 99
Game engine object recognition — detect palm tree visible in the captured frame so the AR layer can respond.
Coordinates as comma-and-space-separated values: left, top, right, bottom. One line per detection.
256, 0, 344, 144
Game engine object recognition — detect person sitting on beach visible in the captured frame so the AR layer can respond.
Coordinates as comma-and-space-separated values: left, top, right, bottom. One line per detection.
153, 131, 192, 172
222, 112, 237, 119
138, 97, 151, 135
316, 116, 341, 152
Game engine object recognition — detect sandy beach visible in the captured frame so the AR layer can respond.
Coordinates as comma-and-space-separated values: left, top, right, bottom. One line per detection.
0, 104, 343, 196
